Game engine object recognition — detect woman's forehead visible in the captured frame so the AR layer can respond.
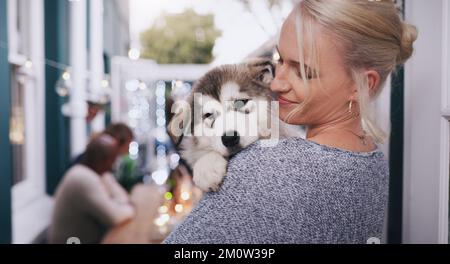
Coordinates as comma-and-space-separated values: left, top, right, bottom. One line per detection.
278, 13, 299, 59
279, 12, 342, 66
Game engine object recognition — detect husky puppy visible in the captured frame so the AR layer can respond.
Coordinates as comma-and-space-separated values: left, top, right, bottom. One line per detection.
168, 58, 295, 192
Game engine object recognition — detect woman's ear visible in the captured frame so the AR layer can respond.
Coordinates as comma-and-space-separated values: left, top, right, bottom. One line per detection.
348, 89, 359, 103
365, 70, 381, 97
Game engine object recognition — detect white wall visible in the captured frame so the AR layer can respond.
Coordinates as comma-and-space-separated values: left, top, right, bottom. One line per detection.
403, 0, 449, 244
8, 0, 52, 244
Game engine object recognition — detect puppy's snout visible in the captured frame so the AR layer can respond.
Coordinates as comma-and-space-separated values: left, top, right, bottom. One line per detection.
222, 131, 240, 148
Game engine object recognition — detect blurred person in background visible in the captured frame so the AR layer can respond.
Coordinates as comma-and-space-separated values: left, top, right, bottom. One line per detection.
104, 123, 134, 157
66, 123, 134, 173
49, 134, 135, 244
86, 101, 104, 123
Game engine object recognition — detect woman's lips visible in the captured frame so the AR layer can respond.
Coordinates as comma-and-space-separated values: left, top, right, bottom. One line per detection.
278, 95, 298, 106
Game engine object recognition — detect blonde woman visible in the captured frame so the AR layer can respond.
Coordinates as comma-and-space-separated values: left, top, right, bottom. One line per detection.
165, 0, 417, 244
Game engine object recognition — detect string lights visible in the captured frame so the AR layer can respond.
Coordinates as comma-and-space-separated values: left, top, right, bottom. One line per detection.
151, 80, 170, 185
0, 41, 112, 107
1, 40, 201, 238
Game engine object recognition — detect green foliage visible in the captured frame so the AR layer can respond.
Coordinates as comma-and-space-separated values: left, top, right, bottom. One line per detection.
240, 0, 284, 10
116, 155, 140, 192
140, 9, 221, 64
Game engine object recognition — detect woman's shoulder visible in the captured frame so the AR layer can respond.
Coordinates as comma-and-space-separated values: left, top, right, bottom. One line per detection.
232, 136, 386, 165
226, 136, 388, 188
62, 165, 102, 190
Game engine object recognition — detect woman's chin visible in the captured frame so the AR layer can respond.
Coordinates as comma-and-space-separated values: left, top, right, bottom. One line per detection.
278, 109, 306, 125
278, 107, 295, 121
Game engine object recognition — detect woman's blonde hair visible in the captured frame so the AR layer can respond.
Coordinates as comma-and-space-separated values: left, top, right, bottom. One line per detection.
287, 0, 418, 143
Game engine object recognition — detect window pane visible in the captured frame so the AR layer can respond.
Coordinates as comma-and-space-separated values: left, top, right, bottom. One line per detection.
9, 66, 26, 186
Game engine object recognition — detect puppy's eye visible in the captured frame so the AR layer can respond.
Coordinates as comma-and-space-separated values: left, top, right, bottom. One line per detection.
234, 99, 250, 110
203, 113, 216, 128
203, 113, 214, 119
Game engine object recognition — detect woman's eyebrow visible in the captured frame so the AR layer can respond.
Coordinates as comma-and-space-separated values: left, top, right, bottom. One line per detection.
288, 60, 312, 72
275, 46, 311, 69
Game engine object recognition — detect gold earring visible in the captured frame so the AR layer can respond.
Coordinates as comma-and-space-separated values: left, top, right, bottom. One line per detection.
348, 101, 353, 114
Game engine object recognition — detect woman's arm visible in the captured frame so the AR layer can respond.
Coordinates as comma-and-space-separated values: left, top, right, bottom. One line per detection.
101, 172, 131, 204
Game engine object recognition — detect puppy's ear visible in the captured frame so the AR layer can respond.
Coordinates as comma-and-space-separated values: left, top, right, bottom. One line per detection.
167, 100, 191, 146
246, 58, 275, 85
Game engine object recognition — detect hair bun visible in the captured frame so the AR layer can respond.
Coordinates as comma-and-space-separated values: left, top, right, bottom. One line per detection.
397, 22, 418, 65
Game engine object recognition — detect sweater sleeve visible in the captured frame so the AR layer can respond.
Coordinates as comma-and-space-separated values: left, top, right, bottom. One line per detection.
74, 173, 136, 227
101, 173, 131, 205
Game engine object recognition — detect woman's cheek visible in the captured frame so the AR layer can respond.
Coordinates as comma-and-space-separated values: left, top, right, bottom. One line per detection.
291, 79, 311, 102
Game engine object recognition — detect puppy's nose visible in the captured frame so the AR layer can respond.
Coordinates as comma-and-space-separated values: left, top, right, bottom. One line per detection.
222, 131, 240, 148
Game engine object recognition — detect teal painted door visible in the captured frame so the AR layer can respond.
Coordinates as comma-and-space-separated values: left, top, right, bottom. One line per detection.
45, 0, 71, 195
0, 0, 12, 244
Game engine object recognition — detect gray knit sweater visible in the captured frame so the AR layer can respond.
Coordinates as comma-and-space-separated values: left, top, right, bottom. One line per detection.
164, 137, 389, 244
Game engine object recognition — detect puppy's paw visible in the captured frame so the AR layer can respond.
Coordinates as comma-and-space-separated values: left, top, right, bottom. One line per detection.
193, 153, 228, 192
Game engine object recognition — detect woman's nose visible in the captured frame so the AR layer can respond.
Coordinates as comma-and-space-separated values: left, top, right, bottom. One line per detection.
271, 64, 291, 93
271, 77, 291, 93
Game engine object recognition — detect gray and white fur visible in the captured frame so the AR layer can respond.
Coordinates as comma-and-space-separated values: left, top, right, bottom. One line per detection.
168, 58, 299, 192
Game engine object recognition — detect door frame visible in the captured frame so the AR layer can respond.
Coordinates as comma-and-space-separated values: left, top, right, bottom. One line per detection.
403, 0, 449, 244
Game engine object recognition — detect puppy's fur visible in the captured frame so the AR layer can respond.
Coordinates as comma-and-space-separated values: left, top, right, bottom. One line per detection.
168, 59, 296, 192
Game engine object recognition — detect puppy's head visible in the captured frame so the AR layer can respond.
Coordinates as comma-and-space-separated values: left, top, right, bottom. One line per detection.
168, 58, 275, 159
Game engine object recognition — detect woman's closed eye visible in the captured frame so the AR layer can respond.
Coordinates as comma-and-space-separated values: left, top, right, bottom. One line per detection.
288, 60, 316, 80
296, 67, 316, 80
276, 46, 316, 80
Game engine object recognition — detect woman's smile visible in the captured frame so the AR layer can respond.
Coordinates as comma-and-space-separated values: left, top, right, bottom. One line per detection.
277, 95, 298, 106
